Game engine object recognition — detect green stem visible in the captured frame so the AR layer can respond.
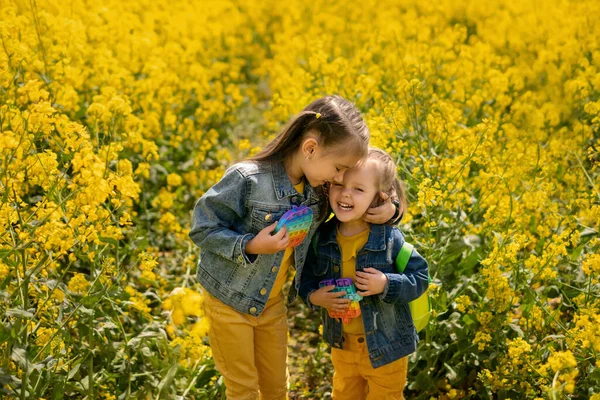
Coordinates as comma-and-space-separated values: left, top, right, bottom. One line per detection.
21, 249, 29, 400
88, 312, 94, 400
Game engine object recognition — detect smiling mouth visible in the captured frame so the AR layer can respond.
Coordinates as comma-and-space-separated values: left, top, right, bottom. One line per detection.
338, 202, 353, 211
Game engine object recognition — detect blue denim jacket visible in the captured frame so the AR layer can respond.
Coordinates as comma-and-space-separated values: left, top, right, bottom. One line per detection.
299, 219, 429, 368
189, 161, 324, 316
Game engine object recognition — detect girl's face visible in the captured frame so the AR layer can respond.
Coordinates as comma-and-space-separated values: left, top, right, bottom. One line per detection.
302, 142, 363, 187
329, 161, 380, 222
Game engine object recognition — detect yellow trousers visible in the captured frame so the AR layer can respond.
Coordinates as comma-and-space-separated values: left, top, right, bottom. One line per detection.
203, 291, 288, 400
331, 334, 408, 400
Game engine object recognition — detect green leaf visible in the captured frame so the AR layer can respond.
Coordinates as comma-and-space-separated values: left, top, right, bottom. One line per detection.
444, 362, 457, 381
462, 314, 475, 326
99, 236, 119, 246
6, 308, 34, 319
67, 360, 82, 380
156, 363, 178, 399
11, 347, 28, 368
414, 369, 431, 391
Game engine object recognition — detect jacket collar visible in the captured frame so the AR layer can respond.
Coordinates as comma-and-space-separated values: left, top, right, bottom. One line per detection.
270, 162, 320, 205
320, 218, 387, 252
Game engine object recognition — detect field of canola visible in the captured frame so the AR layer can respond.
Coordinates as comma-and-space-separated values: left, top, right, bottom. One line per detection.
1, 0, 599, 398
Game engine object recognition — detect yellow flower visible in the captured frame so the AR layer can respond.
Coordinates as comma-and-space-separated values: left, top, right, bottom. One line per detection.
167, 173, 183, 187
473, 331, 492, 351
455, 295, 472, 313
67, 273, 90, 295
547, 351, 577, 372
51, 289, 65, 302
582, 254, 600, 278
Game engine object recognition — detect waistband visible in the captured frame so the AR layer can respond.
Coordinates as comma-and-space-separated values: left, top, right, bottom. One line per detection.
342, 333, 368, 352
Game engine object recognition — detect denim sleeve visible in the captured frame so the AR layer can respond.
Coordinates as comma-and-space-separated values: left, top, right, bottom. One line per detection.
379, 230, 429, 304
298, 239, 321, 311
188, 166, 256, 266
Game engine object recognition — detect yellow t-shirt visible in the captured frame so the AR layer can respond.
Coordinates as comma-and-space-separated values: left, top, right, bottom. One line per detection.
337, 227, 370, 334
269, 182, 305, 299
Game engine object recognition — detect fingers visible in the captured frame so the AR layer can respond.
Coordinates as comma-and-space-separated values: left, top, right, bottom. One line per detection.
357, 290, 373, 296
264, 222, 278, 234
326, 285, 336, 291
355, 276, 369, 286
319, 285, 336, 292
270, 226, 287, 250
329, 290, 348, 298
272, 225, 287, 240
328, 300, 350, 312
330, 298, 350, 305
360, 268, 378, 274
330, 305, 349, 312
277, 232, 289, 249
355, 270, 375, 283
379, 191, 390, 201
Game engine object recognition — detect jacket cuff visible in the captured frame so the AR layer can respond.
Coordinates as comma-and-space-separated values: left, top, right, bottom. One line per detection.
237, 233, 257, 266
379, 273, 395, 303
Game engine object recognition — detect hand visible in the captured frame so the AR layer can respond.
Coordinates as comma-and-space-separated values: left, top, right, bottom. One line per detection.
245, 222, 288, 254
363, 192, 396, 224
309, 285, 350, 312
355, 268, 388, 296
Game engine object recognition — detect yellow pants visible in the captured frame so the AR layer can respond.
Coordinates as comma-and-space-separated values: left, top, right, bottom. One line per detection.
331, 333, 408, 400
203, 290, 288, 400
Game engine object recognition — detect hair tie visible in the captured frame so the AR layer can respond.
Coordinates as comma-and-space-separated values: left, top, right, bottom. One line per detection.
315, 113, 321, 119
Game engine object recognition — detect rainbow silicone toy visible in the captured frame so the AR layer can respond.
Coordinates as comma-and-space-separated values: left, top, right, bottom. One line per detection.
319, 278, 363, 323
273, 205, 313, 248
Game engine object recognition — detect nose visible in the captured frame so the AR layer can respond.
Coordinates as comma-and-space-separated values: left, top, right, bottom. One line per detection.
333, 170, 345, 183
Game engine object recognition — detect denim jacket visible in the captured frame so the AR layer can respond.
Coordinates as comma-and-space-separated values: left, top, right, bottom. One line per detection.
189, 161, 324, 316
299, 219, 429, 368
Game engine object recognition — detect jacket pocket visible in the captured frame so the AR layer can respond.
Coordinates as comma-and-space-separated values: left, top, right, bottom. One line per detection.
250, 204, 286, 233
311, 257, 330, 276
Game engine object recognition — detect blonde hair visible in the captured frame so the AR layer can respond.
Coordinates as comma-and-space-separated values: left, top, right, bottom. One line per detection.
362, 147, 407, 215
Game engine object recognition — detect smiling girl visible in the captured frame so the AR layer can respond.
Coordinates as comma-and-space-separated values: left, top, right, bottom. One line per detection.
299, 147, 429, 400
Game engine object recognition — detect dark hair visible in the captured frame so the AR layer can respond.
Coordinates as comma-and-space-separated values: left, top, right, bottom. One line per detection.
364, 147, 407, 216
251, 95, 369, 163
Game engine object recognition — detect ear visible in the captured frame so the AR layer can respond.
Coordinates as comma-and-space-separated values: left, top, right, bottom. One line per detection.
302, 136, 320, 157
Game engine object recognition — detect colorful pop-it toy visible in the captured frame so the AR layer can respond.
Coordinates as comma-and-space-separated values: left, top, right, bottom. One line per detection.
273, 205, 313, 248
319, 278, 363, 323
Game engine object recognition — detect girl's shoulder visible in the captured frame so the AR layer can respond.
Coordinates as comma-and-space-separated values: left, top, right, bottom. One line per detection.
227, 160, 268, 177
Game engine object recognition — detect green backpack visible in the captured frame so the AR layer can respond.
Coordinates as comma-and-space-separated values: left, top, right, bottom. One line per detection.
395, 242, 432, 332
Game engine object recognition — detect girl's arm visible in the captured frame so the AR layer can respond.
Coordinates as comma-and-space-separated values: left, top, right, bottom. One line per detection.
379, 230, 429, 304
189, 166, 255, 265
364, 192, 400, 225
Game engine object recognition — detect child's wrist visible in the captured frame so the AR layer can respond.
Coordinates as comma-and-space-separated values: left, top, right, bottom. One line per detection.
308, 292, 320, 307
245, 238, 257, 254
389, 199, 402, 223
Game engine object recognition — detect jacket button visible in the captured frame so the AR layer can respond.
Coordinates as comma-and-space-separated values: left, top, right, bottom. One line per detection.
271, 266, 278, 273
249, 307, 257, 314
333, 266, 340, 273
358, 337, 365, 343
260, 288, 267, 295
265, 213, 272, 222
238, 255, 244, 263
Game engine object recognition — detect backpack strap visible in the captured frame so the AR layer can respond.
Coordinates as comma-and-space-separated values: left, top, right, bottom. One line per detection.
395, 242, 414, 273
